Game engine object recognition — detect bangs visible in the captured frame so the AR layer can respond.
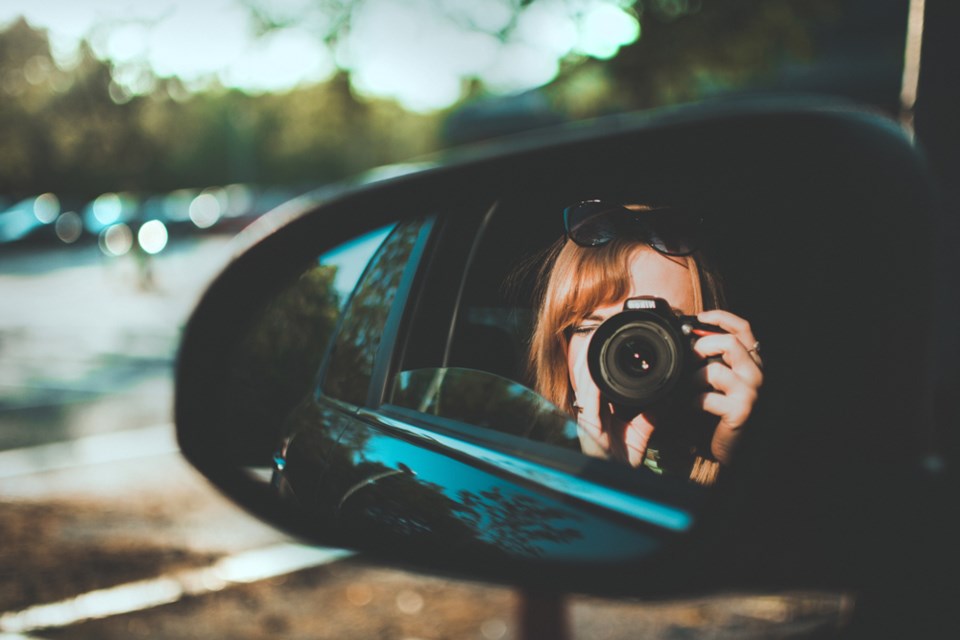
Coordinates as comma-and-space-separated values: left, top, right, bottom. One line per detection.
545, 239, 638, 335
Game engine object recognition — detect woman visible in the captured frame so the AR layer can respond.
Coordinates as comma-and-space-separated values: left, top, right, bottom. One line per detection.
529, 201, 763, 485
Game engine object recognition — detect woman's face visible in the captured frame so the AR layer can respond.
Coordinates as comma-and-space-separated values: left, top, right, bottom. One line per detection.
566, 245, 698, 386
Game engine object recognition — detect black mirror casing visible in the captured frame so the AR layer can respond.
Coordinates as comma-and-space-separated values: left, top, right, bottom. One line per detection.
175, 98, 950, 600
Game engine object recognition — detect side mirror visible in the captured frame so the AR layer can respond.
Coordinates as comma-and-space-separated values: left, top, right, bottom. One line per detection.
176, 99, 943, 596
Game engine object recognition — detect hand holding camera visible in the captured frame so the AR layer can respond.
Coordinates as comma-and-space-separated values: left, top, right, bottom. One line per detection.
570, 296, 762, 470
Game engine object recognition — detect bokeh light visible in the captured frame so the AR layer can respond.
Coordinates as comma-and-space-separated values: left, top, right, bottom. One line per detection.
577, 4, 641, 59
189, 192, 222, 229
137, 220, 169, 254
221, 27, 335, 93
92, 193, 123, 225
99, 223, 133, 256
333, 0, 643, 111
55, 211, 83, 243
33, 193, 61, 223
515, 2, 578, 58
5, 0, 644, 112
481, 618, 508, 640
483, 42, 561, 94
223, 184, 253, 218
345, 583, 373, 606
164, 189, 197, 223
395, 589, 424, 615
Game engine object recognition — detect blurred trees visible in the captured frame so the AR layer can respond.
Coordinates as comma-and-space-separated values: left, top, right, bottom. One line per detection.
588, 0, 906, 115
555, 0, 842, 116
1, 1, 907, 199
244, 0, 901, 120
0, 18, 441, 199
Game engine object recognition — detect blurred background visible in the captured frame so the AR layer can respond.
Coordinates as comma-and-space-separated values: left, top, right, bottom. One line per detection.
0, 1, 915, 638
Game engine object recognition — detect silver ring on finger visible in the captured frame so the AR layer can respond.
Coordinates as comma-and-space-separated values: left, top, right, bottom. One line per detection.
746, 340, 762, 367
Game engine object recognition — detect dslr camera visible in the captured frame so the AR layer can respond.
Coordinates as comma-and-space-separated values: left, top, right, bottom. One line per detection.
587, 296, 723, 412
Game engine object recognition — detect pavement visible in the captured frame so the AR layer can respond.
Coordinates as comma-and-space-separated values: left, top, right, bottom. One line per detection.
0, 236, 236, 437
0, 236, 296, 620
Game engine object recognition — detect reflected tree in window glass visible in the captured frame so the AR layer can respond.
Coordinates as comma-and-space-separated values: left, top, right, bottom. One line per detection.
219, 263, 341, 465
216, 225, 393, 466
322, 219, 427, 405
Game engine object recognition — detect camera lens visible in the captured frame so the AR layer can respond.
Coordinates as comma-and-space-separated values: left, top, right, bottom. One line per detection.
589, 315, 685, 408
616, 339, 658, 378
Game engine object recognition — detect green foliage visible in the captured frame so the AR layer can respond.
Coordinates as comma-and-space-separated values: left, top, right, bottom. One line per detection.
619, 1, 837, 102
0, 1, 895, 197
0, 19, 442, 198
237, 0, 853, 119
322, 221, 424, 405
219, 262, 341, 464
546, 0, 843, 117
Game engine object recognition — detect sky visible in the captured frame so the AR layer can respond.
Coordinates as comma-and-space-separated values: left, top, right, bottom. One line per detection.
1, 0, 640, 112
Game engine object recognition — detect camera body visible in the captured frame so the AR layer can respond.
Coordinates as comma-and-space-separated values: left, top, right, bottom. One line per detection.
587, 296, 723, 411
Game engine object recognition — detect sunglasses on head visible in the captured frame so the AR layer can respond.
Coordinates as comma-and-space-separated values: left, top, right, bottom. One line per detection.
562, 200, 702, 256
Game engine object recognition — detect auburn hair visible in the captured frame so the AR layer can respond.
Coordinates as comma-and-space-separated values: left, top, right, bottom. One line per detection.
527, 237, 726, 484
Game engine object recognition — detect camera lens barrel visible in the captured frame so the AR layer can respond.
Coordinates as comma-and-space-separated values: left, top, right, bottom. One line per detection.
587, 310, 688, 409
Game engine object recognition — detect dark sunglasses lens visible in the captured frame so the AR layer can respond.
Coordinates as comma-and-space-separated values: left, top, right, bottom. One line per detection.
639, 210, 700, 255
565, 202, 625, 246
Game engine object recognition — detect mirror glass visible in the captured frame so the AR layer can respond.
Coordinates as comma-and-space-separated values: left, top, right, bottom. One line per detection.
218, 203, 711, 567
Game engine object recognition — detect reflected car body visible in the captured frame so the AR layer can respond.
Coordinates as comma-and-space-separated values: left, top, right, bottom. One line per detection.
275, 368, 699, 573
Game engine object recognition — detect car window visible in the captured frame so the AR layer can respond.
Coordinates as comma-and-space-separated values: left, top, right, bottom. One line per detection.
382, 202, 586, 456
383, 203, 568, 450
390, 367, 580, 449
444, 200, 558, 387
321, 218, 431, 406
214, 226, 392, 464
319, 224, 395, 310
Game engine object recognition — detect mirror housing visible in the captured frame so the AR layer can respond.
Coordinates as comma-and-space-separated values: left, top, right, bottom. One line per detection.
176, 98, 947, 597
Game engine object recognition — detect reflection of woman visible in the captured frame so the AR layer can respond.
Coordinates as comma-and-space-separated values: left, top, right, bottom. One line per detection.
529, 202, 763, 485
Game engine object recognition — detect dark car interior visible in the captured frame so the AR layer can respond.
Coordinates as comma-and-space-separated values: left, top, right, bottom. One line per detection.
444, 201, 556, 386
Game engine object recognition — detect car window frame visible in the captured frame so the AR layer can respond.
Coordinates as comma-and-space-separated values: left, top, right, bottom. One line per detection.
387, 203, 496, 376
364, 218, 436, 408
